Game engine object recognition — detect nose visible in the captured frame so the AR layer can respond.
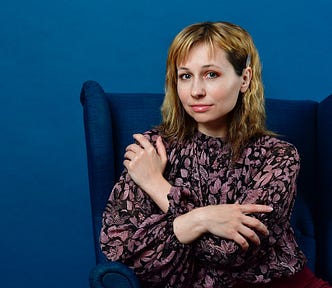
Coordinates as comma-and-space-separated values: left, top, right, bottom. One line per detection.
191, 79, 206, 98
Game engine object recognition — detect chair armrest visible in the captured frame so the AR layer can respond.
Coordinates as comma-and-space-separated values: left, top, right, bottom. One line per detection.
89, 262, 141, 288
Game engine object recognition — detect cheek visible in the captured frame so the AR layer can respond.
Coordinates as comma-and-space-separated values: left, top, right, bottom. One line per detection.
177, 85, 189, 102
212, 84, 240, 107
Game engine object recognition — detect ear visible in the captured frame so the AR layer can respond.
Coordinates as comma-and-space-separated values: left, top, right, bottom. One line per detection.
240, 67, 252, 93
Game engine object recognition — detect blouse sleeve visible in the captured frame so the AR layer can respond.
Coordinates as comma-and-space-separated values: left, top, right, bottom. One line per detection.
100, 171, 197, 285
191, 141, 301, 269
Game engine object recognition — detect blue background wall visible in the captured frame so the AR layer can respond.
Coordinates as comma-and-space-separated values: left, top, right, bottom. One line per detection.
0, 0, 331, 287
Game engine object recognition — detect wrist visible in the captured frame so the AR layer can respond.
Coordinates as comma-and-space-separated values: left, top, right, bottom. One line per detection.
142, 175, 170, 196
173, 207, 207, 244
141, 175, 171, 213
192, 206, 208, 234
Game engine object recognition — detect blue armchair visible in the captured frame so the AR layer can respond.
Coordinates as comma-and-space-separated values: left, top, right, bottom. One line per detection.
80, 80, 332, 287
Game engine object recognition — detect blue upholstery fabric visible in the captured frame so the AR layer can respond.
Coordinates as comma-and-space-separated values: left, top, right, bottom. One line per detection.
81, 81, 332, 287
80, 81, 163, 265
317, 96, 332, 281
265, 99, 318, 271
89, 262, 141, 288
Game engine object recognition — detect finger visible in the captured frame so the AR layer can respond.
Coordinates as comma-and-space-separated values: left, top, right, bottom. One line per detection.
156, 136, 167, 163
124, 150, 135, 161
126, 143, 141, 153
123, 159, 130, 170
242, 215, 269, 236
240, 204, 273, 214
238, 225, 261, 246
233, 233, 250, 251
133, 134, 153, 150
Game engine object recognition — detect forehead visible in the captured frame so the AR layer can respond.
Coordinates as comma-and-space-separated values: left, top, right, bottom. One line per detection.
177, 42, 228, 66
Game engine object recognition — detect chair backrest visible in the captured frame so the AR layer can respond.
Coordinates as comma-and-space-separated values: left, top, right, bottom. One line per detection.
80, 81, 318, 270
81, 81, 163, 262
265, 98, 318, 272
317, 96, 332, 279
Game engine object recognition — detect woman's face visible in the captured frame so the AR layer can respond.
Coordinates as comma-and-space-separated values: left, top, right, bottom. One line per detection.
177, 43, 251, 137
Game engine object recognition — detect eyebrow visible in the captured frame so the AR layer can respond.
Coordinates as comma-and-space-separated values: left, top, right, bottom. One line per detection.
177, 64, 222, 70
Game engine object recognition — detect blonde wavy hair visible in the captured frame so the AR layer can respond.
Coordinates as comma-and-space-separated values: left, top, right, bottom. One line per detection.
159, 21, 274, 158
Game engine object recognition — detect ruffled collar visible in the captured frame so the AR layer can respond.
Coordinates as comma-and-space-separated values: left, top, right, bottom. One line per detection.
194, 129, 226, 142
193, 130, 227, 150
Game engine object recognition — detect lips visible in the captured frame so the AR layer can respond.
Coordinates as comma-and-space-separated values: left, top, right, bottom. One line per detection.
190, 104, 212, 112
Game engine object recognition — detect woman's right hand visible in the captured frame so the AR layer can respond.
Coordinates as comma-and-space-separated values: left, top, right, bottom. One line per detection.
173, 203, 273, 250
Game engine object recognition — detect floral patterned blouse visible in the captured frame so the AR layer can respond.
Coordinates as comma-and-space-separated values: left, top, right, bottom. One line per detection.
100, 129, 306, 288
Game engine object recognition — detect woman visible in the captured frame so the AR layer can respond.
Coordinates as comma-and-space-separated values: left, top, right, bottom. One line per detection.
100, 21, 331, 287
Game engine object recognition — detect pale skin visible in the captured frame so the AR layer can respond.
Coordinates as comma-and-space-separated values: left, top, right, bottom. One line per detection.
123, 44, 273, 251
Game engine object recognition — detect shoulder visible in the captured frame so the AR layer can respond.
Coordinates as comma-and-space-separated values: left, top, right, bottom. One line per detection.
142, 128, 181, 150
242, 135, 300, 163
142, 128, 162, 142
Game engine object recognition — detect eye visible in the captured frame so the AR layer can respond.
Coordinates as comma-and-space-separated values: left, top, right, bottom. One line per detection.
205, 71, 219, 79
178, 73, 191, 80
